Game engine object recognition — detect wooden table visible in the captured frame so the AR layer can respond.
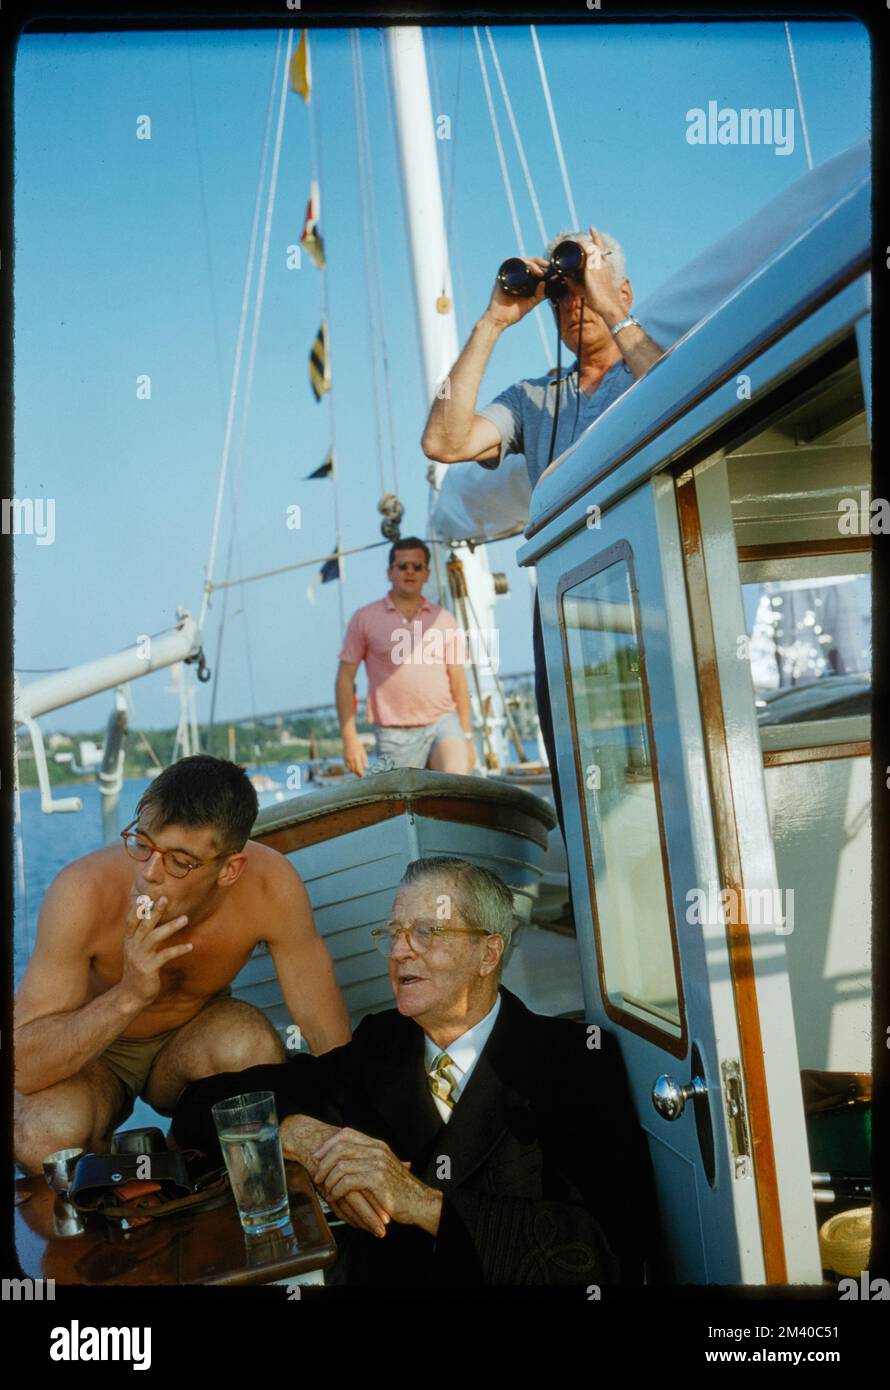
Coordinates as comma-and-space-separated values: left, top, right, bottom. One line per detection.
14, 1162, 337, 1286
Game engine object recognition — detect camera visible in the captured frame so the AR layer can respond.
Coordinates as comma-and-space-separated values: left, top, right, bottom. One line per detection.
496, 239, 586, 302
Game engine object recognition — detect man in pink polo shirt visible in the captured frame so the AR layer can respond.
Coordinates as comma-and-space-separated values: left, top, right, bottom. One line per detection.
335, 538, 475, 776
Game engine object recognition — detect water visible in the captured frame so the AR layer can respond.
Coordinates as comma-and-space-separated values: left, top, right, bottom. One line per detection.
217, 1123, 290, 1234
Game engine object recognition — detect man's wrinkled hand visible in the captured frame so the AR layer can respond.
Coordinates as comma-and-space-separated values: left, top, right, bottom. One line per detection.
311, 1127, 442, 1235
280, 1115, 392, 1238
485, 255, 549, 329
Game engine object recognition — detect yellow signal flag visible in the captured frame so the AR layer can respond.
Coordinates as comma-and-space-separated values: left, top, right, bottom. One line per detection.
290, 30, 312, 102
308, 319, 331, 402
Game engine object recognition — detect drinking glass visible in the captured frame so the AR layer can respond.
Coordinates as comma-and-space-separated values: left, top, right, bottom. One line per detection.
211, 1091, 291, 1235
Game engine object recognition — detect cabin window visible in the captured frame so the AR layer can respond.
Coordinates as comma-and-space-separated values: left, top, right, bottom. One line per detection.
727, 350, 871, 752
740, 556, 870, 738
561, 549, 682, 1040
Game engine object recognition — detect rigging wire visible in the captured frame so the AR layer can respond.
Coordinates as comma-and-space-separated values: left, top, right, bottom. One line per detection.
198, 31, 286, 633
784, 22, 814, 172
209, 528, 519, 594
213, 26, 295, 736
306, 32, 346, 638
350, 29, 389, 499
354, 30, 400, 497
529, 25, 579, 228
484, 27, 549, 248
185, 35, 229, 429
132, 724, 164, 770
205, 30, 291, 745
472, 26, 553, 370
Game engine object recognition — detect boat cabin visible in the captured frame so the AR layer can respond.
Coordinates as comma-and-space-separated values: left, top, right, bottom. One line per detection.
517, 147, 871, 1283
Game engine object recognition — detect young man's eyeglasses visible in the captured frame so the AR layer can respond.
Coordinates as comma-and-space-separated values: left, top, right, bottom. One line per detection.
120, 820, 228, 879
370, 919, 490, 956
393, 561, 427, 572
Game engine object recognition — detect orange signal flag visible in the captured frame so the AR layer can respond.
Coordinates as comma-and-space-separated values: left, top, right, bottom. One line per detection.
290, 30, 312, 102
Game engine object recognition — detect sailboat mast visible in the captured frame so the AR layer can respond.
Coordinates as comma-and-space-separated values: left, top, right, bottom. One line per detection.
385, 26, 506, 769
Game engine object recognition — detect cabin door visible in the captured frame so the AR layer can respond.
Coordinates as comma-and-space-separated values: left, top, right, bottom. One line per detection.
541, 476, 819, 1283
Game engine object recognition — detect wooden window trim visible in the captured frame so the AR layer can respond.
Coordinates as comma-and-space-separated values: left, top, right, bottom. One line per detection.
556, 539, 688, 1059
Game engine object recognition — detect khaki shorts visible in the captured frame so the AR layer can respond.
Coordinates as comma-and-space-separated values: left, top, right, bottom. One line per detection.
100, 985, 234, 1112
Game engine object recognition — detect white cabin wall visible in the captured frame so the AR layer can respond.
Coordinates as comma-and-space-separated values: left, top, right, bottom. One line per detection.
764, 754, 871, 1072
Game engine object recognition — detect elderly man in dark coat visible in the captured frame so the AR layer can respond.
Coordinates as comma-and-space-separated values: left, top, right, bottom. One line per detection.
171, 856, 657, 1287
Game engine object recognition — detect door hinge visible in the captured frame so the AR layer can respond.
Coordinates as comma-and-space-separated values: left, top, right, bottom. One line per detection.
721, 1059, 752, 1178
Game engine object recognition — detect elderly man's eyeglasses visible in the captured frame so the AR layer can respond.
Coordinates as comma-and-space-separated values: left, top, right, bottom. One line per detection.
120, 820, 227, 879
394, 561, 426, 572
370, 920, 489, 956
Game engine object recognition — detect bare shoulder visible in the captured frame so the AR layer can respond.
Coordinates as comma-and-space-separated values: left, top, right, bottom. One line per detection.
239, 842, 314, 944
43, 844, 130, 917
242, 841, 308, 900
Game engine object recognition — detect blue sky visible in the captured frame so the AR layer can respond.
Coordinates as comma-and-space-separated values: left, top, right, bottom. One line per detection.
13, 20, 870, 733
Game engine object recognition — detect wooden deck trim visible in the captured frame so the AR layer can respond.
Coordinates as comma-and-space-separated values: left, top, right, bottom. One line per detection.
762, 740, 870, 768
737, 537, 871, 563
676, 470, 788, 1285
252, 793, 552, 856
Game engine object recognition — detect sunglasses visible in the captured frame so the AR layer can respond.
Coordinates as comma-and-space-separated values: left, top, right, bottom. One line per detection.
393, 561, 427, 572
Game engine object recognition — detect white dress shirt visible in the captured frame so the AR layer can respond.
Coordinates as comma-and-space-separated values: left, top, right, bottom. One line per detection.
423, 994, 502, 1124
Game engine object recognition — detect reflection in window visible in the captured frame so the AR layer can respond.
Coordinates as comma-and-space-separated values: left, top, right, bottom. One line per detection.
743, 573, 871, 725
563, 556, 681, 1036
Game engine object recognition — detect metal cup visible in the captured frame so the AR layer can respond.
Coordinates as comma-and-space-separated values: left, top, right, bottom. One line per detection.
42, 1147, 84, 1199
43, 1148, 86, 1237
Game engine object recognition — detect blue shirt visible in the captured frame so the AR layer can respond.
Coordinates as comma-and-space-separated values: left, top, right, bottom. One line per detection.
478, 359, 634, 489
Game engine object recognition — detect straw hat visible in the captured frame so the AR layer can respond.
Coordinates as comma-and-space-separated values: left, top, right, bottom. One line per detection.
818, 1207, 872, 1277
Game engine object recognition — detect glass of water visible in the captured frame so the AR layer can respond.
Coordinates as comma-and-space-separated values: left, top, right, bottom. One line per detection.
211, 1091, 291, 1236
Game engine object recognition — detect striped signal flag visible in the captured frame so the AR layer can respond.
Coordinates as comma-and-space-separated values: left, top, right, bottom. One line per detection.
290, 30, 312, 102
308, 319, 331, 402
300, 180, 326, 270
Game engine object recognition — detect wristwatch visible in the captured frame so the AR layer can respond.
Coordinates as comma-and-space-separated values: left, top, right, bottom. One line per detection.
609, 314, 641, 338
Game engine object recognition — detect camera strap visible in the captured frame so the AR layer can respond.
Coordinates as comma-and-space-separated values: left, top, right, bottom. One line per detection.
545, 330, 563, 470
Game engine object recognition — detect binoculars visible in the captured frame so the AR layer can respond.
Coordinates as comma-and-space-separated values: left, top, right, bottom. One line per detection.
496, 239, 586, 302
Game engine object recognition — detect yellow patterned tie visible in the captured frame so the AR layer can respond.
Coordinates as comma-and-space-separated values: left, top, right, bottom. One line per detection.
428, 1052, 458, 1110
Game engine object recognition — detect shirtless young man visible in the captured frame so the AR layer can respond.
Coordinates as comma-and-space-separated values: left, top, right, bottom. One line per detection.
14, 754, 351, 1173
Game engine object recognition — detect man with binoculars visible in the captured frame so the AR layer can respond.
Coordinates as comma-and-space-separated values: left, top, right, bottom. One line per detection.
421, 226, 664, 837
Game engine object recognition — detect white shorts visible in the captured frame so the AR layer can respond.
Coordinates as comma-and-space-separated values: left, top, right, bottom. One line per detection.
373, 710, 464, 769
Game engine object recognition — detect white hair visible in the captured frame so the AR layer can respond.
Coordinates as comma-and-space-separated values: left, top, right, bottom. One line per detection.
545, 228, 627, 287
